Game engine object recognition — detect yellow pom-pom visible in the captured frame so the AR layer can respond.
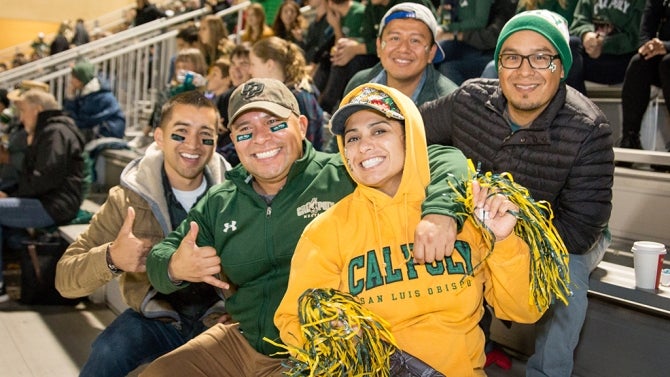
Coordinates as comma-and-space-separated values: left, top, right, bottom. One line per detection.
448, 161, 571, 311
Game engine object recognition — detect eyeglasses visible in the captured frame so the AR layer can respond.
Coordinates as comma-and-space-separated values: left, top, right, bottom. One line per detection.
381, 35, 430, 51
498, 53, 560, 69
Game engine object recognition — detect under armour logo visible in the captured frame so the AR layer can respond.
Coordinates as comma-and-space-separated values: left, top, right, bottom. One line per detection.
241, 82, 264, 100
223, 221, 237, 233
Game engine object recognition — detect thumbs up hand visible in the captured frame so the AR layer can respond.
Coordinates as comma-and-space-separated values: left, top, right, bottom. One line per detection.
168, 221, 230, 290
109, 207, 154, 272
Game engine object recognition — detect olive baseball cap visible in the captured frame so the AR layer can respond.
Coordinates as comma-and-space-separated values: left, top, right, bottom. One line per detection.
227, 78, 300, 126
7, 80, 50, 102
330, 85, 404, 136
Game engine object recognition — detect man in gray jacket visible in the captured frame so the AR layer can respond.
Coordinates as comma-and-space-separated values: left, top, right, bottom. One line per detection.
344, 3, 458, 107
55, 91, 231, 376
421, 11, 614, 377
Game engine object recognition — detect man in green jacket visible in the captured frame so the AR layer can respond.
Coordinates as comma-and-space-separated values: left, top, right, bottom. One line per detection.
141, 78, 468, 376
566, 0, 645, 94
319, 0, 435, 112
345, 3, 458, 107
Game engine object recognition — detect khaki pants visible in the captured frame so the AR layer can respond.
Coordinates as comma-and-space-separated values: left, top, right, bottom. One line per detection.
140, 323, 285, 377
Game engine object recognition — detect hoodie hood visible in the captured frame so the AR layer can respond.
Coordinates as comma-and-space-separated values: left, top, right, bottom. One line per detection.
121, 142, 231, 235
334, 83, 430, 205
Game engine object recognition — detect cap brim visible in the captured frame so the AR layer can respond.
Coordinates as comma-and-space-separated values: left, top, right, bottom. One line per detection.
330, 103, 405, 136
229, 102, 293, 126
433, 43, 445, 64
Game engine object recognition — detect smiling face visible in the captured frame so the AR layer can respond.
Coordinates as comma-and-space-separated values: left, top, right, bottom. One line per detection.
498, 30, 563, 126
377, 19, 436, 86
343, 110, 405, 197
280, 3, 298, 27
206, 66, 231, 93
154, 103, 218, 190
230, 110, 307, 195
230, 54, 251, 87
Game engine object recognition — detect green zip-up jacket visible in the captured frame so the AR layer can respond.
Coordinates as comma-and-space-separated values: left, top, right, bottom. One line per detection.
447, 0, 494, 33
569, 0, 645, 55
146, 141, 467, 356
517, 0, 579, 24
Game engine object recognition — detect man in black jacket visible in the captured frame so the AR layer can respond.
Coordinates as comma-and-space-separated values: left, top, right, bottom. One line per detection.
0, 89, 86, 302
420, 10, 614, 377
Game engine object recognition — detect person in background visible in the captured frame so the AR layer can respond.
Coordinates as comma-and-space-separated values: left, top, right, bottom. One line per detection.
0, 81, 49, 192
168, 23, 200, 84
619, 0, 670, 153
0, 88, 20, 191
206, 0, 230, 13
31, 32, 49, 60
198, 15, 233, 66
316, 0, 367, 112
240, 3, 275, 46
0, 89, 9, 128
56, 91, 231, 377
213, 45, 251, 165
331, 2, 457, 153
276, 82, 545, 377
72, 18, 91, 46
272, 0, 308, 48
436, 0, 517, 85
518, 0, 577, 23
12, 52, 29, 68
249, 37, 326, 150
420, 10, 614, 377
205, 58, 232, 148
135, 0, 167, 26
345, 3, 456, 106
318, 0, 434, 114
138, 77, 466, 376
303, 0, 334, 92
63, 59, 126, 143
565, 0, 644, 94
132, 48, 209, 150
1, 89, 86, 303
205, 59, 233, 104
50, 21, 72, 55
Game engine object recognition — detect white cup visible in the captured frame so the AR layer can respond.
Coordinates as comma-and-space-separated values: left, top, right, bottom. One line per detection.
632, 241, 667, 292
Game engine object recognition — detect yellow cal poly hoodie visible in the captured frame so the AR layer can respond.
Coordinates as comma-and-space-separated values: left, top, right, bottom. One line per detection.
274, 84, 544, 376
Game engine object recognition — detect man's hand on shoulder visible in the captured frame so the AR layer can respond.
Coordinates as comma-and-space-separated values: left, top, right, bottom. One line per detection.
168, 221, 230, 290
413, 214, 457, 263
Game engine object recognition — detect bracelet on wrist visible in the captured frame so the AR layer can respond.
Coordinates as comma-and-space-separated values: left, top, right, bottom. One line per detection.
106, 243, 122, 274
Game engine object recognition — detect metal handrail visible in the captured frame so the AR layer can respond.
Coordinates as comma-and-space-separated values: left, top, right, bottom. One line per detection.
0, 2, 250, 89
0, 2, 250, 130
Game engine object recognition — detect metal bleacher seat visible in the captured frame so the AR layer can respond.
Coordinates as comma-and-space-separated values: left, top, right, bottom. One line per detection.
586, 82, 669, 152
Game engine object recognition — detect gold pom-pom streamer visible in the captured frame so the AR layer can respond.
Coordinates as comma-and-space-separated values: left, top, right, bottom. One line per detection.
265, 288, 398, 377
447, 160, 571, 311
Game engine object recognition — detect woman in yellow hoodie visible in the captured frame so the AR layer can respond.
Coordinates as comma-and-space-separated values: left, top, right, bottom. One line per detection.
274, 83, 546, 376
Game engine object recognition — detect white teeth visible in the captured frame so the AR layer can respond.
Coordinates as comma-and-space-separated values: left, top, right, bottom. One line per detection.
516, 84, 537, 90
255, 148, 280, 159
361, 157, 384, 169
181, 152, 199, 159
